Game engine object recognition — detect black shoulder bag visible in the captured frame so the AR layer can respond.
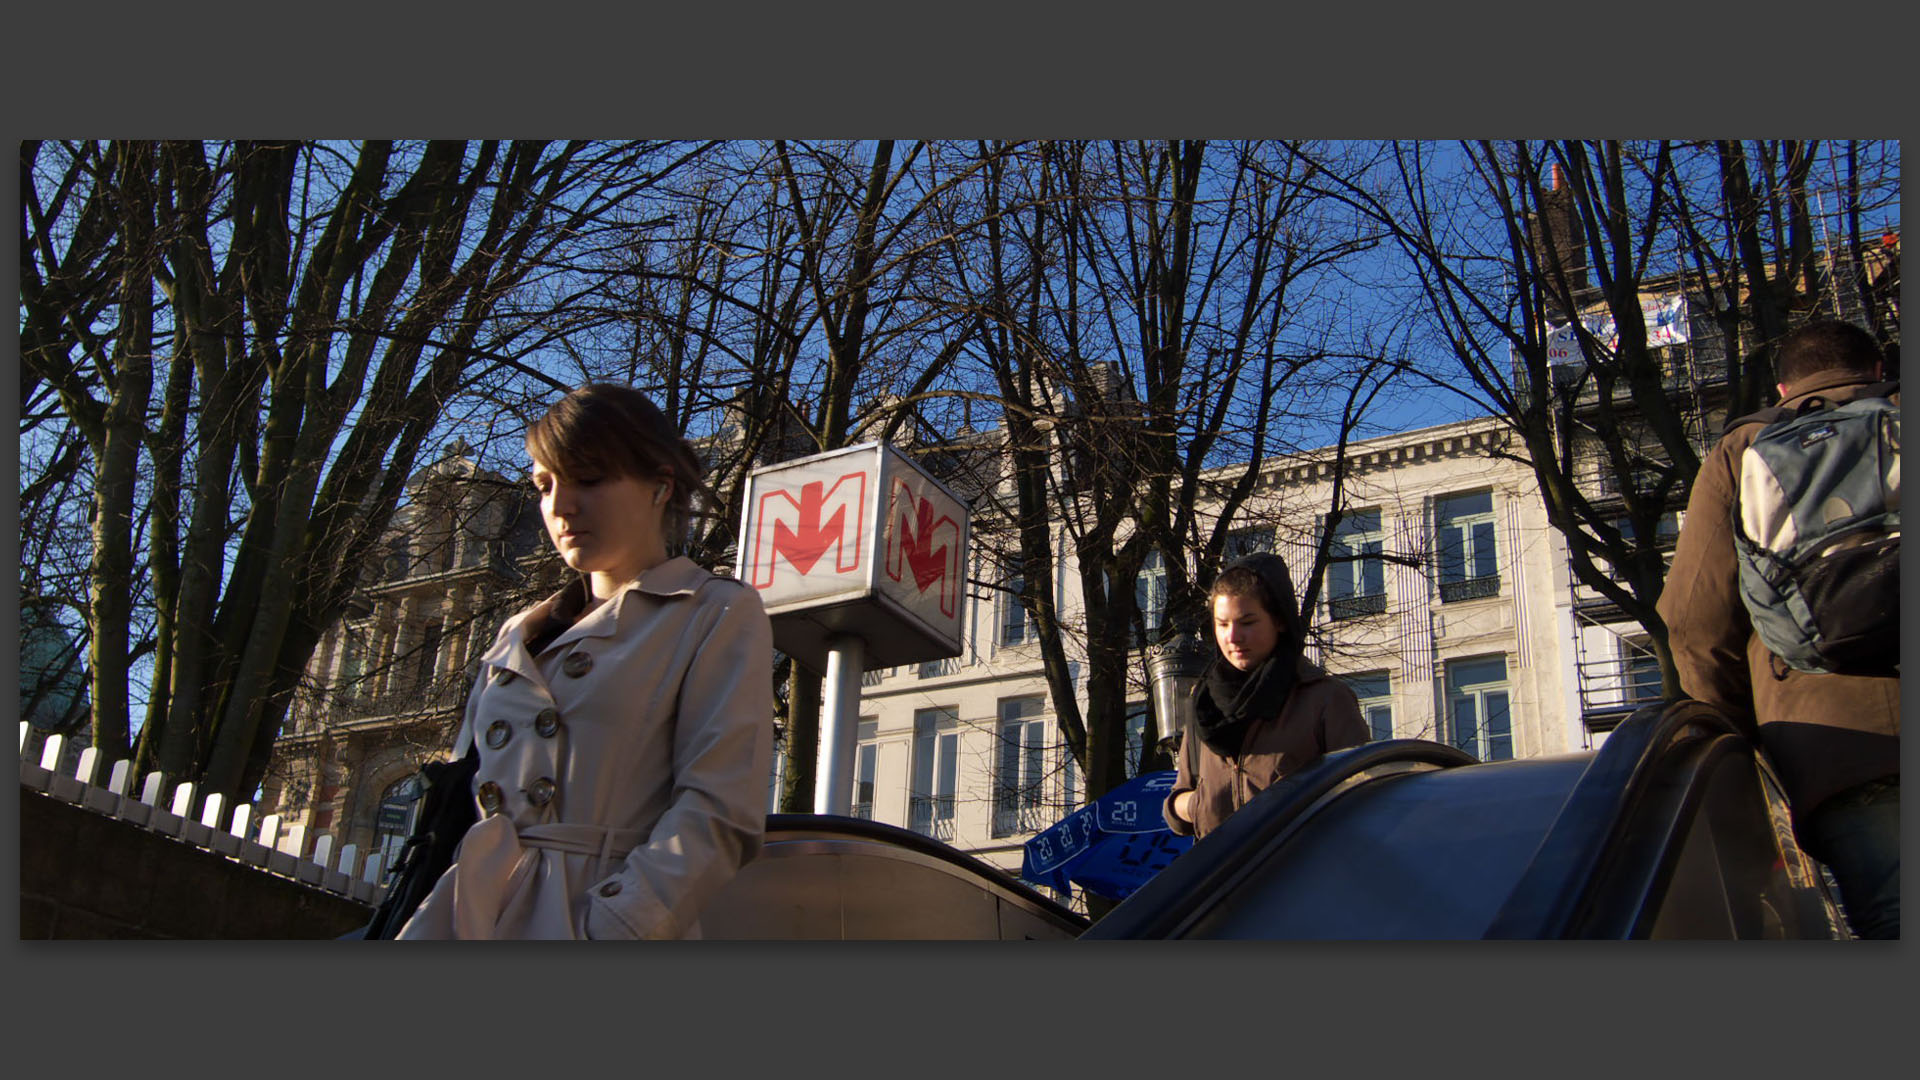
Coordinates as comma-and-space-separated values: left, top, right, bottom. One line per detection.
361, 745, 480, 939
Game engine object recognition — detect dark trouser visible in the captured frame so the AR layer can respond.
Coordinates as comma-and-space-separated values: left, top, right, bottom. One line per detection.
1800, 777, 1900, 940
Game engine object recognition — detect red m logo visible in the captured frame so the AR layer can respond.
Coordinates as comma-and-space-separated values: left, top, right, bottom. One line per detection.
884, 479, 961, 618
751, 473, 866, 588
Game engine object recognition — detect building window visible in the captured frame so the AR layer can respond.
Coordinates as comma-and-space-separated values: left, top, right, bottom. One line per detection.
1063, 746, 1079, 810
1225, 525, 1274, 561
413, 619, 443, 694
1329, 509, 1387, 619
371, 774, 422, 880
999, 574, 1035, 647
1446, 655, 1512, 762
993, 697, 1050, 837
335, 633, 365, 707
1617, 512, 1680, 544
909, 708, 960, 842
1135, 549, 1168, 647
918, 656, 958, 678
852, 720, 880, 820
1342, 671, 1394, 742
384, 535, 410, 580
1436, 491, 1500, 602
1624, 640, 1663, 706
1125, 701, 1152, 778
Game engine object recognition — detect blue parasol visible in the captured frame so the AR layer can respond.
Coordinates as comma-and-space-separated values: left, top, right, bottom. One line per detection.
1021, 770, 1194, 900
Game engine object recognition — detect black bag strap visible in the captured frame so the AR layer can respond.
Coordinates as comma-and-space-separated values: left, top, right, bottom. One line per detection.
362, 744, 481, 939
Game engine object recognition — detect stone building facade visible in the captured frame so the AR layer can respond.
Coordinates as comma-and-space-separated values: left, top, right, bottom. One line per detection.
260, 444, 556, 877
826, 414, 1625, 883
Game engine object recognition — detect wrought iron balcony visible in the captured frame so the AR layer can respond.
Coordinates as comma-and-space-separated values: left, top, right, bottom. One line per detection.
1329, 592, 1388, 620
908, 795, 956, 842
991, 798, 1053, 838
918, 656, 959, 679
1439, 575, 1501, 603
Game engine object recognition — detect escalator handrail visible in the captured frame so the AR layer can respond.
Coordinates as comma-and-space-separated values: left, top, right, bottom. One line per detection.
1083, 739, 1480, 940
763, 812, 1090, 930
1481, 698, 1750, 939
1586, 730, 1758, 938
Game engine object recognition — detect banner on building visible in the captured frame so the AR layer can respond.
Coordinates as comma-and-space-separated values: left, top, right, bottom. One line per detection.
1546, 293, 1689, 365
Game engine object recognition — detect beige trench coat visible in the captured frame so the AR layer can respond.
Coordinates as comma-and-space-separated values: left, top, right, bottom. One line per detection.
397, 557, 773, 940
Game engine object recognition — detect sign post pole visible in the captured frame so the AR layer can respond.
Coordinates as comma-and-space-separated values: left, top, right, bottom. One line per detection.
737, 442, 969, 823
814, 633, 866, 816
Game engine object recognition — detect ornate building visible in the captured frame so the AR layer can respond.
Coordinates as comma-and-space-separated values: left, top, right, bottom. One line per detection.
259, 442, 556, 876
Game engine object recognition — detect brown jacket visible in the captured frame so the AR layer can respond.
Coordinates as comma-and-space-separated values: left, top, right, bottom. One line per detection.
1657, 370, 1899, 816
1162, 656, 1370, 839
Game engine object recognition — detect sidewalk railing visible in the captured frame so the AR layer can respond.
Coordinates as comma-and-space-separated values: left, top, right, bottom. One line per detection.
19, 723, 386, 907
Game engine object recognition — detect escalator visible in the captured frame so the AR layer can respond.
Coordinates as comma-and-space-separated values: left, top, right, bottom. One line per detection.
699, 814, 1089, 939
1085, 699, 1849, 939
700, 700, 1846, 940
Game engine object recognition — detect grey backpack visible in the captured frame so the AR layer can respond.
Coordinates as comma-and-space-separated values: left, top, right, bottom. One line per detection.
1727, 382, 1899, 677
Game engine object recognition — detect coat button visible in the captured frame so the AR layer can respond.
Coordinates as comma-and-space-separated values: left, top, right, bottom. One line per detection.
526, 776, 557, 807
534, 708, 562, 738
494, 667, 517, 685
485, 720, 512, 749
477, 781, 504, 814
599, 881, 622, 897
562, 651, 593, 678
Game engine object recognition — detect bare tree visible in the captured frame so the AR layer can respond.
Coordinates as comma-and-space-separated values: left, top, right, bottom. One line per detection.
19, 139, 718, 804
1332, 139, 1899, 696
941, 139, 1396, 805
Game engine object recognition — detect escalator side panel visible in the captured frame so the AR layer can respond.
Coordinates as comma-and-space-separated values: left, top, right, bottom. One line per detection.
1644, 745, 1845, 940
1181, 757, 1590, 939
1087, 741, 1480, 940
1485, 700, 1847, 939
699, 836, 1084, 940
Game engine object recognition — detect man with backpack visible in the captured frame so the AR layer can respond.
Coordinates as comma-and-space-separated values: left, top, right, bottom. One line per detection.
1659, 319, 1899, 939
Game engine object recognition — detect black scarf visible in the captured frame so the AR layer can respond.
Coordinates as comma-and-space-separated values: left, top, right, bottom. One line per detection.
1194, 653, 1298, 758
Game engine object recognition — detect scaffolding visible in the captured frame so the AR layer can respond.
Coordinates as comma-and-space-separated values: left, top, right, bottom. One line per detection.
1528, 166, 1899, 733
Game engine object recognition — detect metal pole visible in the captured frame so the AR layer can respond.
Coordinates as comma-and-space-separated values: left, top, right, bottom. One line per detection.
814, 634, 866, 816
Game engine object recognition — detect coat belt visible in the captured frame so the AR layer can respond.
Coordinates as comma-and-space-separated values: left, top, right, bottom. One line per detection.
447, 817, 645, 939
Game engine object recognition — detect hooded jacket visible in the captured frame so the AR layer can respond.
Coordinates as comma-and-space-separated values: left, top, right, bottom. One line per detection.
1162, 553, 1370, 839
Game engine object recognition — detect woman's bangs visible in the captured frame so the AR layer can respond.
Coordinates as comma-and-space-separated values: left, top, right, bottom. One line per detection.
526, 410, 613, 482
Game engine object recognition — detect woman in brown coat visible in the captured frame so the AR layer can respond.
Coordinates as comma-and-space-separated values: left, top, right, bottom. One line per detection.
398, 384, 773, 939
1163, 553, 1370, 839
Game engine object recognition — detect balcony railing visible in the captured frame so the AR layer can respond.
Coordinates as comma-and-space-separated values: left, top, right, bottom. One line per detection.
907, 795, 956, 842
991, 798, 1053, 838
1439, 575, 1501, 603
1329, 592, 1388, 620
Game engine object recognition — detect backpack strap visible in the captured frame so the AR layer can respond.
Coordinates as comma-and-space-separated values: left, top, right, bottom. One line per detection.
1723, 405, 1793, 437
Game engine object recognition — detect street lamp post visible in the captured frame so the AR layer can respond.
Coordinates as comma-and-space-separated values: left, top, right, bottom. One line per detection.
1147, 630, 1210, 765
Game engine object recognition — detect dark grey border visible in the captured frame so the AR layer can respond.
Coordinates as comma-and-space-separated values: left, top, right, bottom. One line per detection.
7, 3, 1910, 1075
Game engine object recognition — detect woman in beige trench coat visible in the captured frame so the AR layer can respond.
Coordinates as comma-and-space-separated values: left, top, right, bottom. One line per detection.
398, 384, 773, 939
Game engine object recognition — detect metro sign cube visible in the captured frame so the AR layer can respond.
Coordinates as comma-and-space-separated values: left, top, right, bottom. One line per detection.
735, 442, 970, 673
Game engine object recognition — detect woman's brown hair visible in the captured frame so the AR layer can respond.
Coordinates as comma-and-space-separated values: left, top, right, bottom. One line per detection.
525, 383, 711, 545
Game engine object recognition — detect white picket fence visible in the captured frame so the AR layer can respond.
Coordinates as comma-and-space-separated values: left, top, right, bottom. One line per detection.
20, 723, 387, 907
